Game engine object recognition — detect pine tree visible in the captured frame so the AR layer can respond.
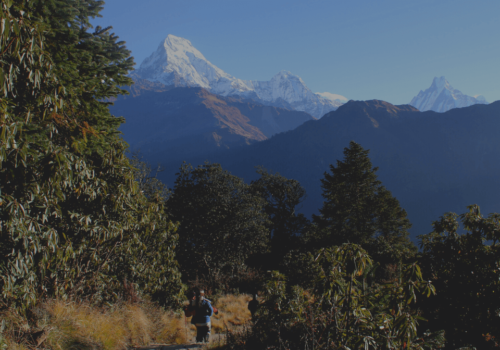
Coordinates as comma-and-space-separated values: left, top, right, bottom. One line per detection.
313, 141, 416, 263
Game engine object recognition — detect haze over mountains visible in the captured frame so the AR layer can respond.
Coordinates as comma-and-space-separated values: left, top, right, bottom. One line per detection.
132, 34, 346, 119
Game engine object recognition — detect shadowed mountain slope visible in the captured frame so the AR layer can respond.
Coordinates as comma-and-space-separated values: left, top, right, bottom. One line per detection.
110, 80, 315, 164
156, 99, 500, 240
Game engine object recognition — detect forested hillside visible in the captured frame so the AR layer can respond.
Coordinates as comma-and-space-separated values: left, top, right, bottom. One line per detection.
154, 99, 500, 240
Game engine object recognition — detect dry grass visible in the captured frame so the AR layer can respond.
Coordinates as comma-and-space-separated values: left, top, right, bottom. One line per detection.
0, 294, 253, 349
211, 294, 252, 335
157, 310, 197, 345
1, 300, 194, 349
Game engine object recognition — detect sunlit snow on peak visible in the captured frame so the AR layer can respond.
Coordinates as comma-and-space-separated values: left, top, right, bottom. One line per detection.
134, 35, 347, 118
410, 77, 488, 112
317, 92, 348, 103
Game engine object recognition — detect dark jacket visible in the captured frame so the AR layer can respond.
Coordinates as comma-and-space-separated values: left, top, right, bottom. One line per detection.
190, 299, 213, 325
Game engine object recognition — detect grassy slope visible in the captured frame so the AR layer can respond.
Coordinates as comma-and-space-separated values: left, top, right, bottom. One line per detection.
1, 295, 252, 349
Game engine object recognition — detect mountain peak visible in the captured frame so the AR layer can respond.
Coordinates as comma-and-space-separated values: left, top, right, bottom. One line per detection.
409, 77, 488, 112
338, 99, 417, 113
164, 34, 193, 47
134, 35, 346, 118
136, 34, 231, 89
431, 76, 450, 91
162, 34, 199, 56
275, 70, 293, 77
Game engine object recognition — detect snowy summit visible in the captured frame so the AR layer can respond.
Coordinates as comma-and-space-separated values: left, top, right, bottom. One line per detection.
409, 76, 487, 113
134, 35, 345, 118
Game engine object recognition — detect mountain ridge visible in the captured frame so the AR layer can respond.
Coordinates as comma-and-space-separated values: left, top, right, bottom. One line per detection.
132, 34, 345, 118
111, 81, 316, 164
153, 99, 500, 240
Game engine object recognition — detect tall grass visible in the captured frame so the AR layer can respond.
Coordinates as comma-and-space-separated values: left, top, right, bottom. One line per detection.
1, 300, 194, 349
211, 294, 252, 334
0, 294, 253, 349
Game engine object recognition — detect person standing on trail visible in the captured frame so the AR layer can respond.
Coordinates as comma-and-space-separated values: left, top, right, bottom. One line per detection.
248, 293, 259, 320
183, 289, 214, 343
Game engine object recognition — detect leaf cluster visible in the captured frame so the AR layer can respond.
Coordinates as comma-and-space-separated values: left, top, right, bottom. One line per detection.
246, 244, 442, 350
417, 204, 500, 349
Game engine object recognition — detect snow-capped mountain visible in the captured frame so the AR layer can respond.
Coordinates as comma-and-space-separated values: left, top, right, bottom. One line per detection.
410, 76, 488, 113
316, 92, 348, 104
133, 35, 345, 118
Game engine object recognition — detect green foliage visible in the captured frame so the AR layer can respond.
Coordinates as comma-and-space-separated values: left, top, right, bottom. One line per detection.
313, 141, 416, 263
250, 167, 310, 269
0, 0, 182, 310
418, 204, 500, 349
244, 244, 442, 350
168, 163, 269, 288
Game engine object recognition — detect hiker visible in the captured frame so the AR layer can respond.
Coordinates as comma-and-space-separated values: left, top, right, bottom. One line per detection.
248, 293, 259, 319
183, 289, 214, 343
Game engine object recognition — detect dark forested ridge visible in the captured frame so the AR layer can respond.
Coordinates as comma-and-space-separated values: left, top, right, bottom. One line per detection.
152, 99, 500, 239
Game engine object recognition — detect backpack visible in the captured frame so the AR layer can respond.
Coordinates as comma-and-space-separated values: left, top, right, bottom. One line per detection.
197, 300, 212, 317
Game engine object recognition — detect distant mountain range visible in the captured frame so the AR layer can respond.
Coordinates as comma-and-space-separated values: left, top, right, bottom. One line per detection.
111, 79, 315, 165
149, 99, 500, 241
112, 34, 499, 243
410, 76, 488, 112
132, 34, 346, 119
131, 35, 489, 117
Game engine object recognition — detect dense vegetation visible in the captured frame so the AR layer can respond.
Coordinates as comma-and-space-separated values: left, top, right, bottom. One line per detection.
1, 1, 499, 349
0, 0, 183, 311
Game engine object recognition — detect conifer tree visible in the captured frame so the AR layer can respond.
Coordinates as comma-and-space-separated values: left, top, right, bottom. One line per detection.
313, 141, 416, 262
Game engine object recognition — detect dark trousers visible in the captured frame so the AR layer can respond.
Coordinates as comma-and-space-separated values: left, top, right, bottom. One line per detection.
196, 325, 210, 343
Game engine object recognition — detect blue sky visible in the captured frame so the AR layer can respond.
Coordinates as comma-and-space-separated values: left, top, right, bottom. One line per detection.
92, 0, 500, 105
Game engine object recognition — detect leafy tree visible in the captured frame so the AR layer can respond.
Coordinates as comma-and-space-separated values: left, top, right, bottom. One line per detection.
418, 204, 500, 349
250, 167, 310, 269
313, 141, 416, 264
243, 244, 442, 350
168, 163, 269, 288
0, 0, 183, 309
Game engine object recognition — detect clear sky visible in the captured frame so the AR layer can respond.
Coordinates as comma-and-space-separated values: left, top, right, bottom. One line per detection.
92, 0, 500, 105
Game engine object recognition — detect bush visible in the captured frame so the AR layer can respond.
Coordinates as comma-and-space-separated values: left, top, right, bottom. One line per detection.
223, 244, 444, 350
